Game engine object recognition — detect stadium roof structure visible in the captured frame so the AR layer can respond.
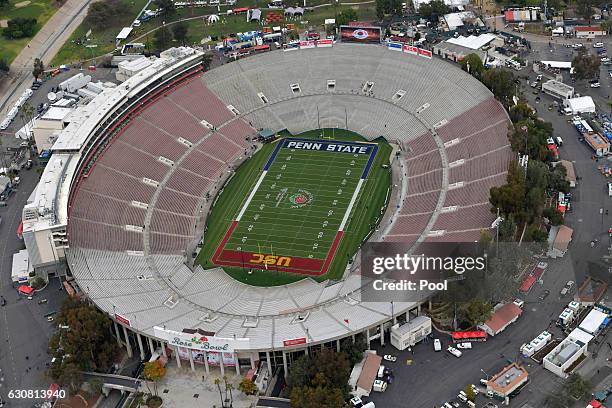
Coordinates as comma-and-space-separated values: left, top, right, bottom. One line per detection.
32, 44, 513, 352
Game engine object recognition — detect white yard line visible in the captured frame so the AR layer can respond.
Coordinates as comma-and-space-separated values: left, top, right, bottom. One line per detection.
339, 178, 365, 231
236, 171, 268, 221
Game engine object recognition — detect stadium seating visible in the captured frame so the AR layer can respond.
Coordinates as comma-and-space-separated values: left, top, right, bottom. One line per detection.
67, 44, 512, 348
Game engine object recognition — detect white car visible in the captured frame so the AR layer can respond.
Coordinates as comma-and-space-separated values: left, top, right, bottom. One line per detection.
513, 298, 525, 308
433, 338, 442, 351
601, 58, 610, 63
593, 42, 604, 48
447, 346, 462, 358
383, 354, 397, 362
591, 82, 601, 88
456, 342, 472, 349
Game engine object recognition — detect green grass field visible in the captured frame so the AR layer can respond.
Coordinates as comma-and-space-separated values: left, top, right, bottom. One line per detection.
0, 0, 59, 63
197, 129, 392, 286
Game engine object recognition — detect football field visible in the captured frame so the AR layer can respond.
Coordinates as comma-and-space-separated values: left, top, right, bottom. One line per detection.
212, 138, 378, 275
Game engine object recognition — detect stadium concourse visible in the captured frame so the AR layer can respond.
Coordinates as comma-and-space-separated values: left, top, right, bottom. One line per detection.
36, 43, 513, 376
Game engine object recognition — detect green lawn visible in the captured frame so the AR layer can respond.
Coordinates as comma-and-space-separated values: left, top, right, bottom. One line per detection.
51, 0, 149, 66
197, 129, 392, 286
0, 0, 59, 63
52, 0, 378, 65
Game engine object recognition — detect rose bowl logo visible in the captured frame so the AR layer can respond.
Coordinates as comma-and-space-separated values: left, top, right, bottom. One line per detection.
352, 29, 369, 40
289, 189, 313, 208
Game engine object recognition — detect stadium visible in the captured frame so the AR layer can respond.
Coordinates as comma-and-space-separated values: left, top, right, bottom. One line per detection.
22, 43, 513, 378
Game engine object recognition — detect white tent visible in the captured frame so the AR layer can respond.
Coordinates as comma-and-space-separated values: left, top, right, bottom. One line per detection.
208, 14, 220, 23
564, 96, 596, 115
578, 309, 608, 335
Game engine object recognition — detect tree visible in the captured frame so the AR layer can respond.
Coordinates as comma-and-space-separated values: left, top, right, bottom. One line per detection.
154, 25, 172, 51
376, 0, 402, 19
576, 0, 595, 20
0, 58, 9, 75
337, 8, 358, 26
481, 68, 517, 107
30, 276, 45, 289
572, 52, 600, 80
156, 0, 175, 17
3, 17, 37, 39
290, 373, 349, 408
143, 360, 166, 397
86, 0, 123, 30
542, 207, 564, 226
238, 378, 257, 395
32, 58, 44, 80
419, 0, 448, 20
567, 373, 592, 400
0, 0, 9, 7
509, 103, 535, 123
460, 298, 493, 327
201, 53, 212, 71
47, 298, 116, 391
459, 53, 484, 78
464, 385, 476, 401
172, 22, 188, 46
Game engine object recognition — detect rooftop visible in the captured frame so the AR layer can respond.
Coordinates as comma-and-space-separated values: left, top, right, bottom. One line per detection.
484, 303, 522, 333
41, 106, 72, 121
446, 33, 497, 50
357, 352, 382, 393
488, 363, 529, 393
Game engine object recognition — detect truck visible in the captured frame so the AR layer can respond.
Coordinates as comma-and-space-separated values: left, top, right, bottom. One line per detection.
557, 308, 574, 327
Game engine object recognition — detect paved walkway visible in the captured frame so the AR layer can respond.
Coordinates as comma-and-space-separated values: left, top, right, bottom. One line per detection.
0, 0, 94, 116
154, 365, 258, 408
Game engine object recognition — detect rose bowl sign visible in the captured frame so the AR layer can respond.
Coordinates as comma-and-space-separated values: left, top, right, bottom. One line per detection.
153, 326, 249, 353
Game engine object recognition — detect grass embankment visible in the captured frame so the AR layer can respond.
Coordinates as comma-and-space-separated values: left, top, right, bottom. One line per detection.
0, 0, 58, 63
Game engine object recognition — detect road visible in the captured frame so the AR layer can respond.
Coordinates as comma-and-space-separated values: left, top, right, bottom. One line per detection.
0, 0, 95, 117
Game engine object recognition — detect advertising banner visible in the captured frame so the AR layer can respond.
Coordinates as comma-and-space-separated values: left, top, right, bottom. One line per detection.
316, 39, 333, 47
114, 313, 131, 327
418, 48, 433, 59
299, 40, 316, 49
387, 42, 403, 51
340, 26, 382, 44
403, 44, 418, 55
153, 326, 249, 353
283, 337, 308, 347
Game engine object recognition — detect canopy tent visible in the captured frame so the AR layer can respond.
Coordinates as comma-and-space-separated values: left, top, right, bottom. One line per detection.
248, 9, 262, 21
18, 285, 34, 295
284, 6, 304, 15
208, 14, 220, 23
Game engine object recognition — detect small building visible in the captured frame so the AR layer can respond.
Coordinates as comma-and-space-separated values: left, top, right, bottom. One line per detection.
541, 80, 574, 100
487, 363, 529, 400
33, 107, 73, 153
578, 308, 608, 335
116, 57, 153, 82
116, 26, 133, 46
433, 41, 486, 63
390, 316, 432, 350
352, 352, 382, 397
547, 225, 573, 258
559, 160, 577, 187
543, 328, 592, 377
584, 133, 610, 157
479, 303, 522, 336
564, 96, 596, 115
575, 26, 606, 39
575, 277, 608, 305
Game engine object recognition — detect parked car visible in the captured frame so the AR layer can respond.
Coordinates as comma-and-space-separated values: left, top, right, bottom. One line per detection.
457, 342, 472, 349
433, 338, 442, 351
593, 42, 604, 48
513, 298, 525, 308
601, 57, 610, 63
447, 346, 462, 358
383, 354, 397, 362
560, 280, 575, 296
591, 81, 601, 88
539, 289, 551, 300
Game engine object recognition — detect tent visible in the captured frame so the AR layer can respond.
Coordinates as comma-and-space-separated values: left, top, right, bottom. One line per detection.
208, 14, 220, 23
564, 96, 596, 115
18, 285, 33, 295
248, 9, 261, 21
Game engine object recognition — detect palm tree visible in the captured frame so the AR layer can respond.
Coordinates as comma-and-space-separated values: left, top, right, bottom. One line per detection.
214, 377, 224, 407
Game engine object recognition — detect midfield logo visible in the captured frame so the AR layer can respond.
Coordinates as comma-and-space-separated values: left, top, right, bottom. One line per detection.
288, 189, 313, 208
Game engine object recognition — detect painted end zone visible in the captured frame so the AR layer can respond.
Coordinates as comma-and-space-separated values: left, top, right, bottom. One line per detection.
213, 230, 344, 276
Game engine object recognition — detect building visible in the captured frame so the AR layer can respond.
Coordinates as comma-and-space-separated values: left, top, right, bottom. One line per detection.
584, 133, 610, 157
575, 26, 606, 39
547, 225, 573, 258
479, 303, 523, 336
487, 363, 529, 401
433, 42, 486, 63
352, 352, 382, 397
576, 277, 608, 305
564, 96, 596, 115
32, 107, 72, 153
578, 308, 609, 335
544, 328, 593, 377
412, 0, 468, 11
390, 316, 432, 350
542, 80, 574, 100
559, 160, 577, 188
115, 56, 153, 82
